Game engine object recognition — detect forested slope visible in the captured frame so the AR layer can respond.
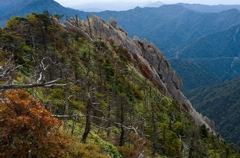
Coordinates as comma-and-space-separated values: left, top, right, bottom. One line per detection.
169, 59, 220, 92
185, 78, 240, 146
0, 12, 239, 157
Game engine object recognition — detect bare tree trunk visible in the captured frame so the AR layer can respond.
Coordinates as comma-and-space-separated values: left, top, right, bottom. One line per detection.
107, 101, 111, 137
81, 99, 91, 143
119, 102, 125, 146
63, 84, 69, 130
151, 103, 157, 156
108, 65, 117, 136
71, 119, 76, 135
40, 23, 47, 51
188, 132, 195, 158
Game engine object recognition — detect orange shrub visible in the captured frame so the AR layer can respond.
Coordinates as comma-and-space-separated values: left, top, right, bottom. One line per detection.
0, 89, 71, 157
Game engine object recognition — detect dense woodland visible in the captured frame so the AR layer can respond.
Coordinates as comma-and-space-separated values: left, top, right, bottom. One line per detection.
0, 12, 240, 157
169, 59, 220, 93
185, 78, 240, 146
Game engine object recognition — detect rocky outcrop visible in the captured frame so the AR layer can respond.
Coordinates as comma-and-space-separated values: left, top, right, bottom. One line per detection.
64, 15, 215, 131
133, 37, 215, 131
63, 21, 94, 43
109, 17, 117, 29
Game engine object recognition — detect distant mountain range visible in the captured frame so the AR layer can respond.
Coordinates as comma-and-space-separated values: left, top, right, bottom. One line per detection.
0, 0, 88, 26
2, 0, 240, 25
178, 3, 240, 12
95, 6, 240, 57
71, 1, 165, 12
72, 1, 240, 13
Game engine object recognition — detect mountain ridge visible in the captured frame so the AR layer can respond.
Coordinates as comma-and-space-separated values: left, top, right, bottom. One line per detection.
1, 0, 240, 147
0, 0, 88, 26
2, 12, 238, 157
66, 14, 216, 131
0, 0, 217, 130
178, 3, 240, 12
71, 1, 153, 12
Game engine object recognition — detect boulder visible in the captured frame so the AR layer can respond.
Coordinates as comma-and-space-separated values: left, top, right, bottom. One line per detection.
109, 17, 117, 29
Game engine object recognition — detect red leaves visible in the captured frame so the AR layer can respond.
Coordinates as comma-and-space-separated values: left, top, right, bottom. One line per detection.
69, 28, 76, 33
132, 53, 139, 62
108, 38, 115, 45
0, 89, 68, 157
138, 61, 152, 80
118, 133, 151, 157
133, 53, 164, 91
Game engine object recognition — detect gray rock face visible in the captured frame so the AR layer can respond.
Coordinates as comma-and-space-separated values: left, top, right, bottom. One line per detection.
64, 14, 215, 131
109, 17, 117, 29
63, 20, 94, 43
134, 38, 183, 90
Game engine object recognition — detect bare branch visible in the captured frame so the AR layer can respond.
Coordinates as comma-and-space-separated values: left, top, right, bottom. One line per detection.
0, 78, 65, 90
91, 122, 113, 130
113, 122, 139, 134
52, 114, 86, 119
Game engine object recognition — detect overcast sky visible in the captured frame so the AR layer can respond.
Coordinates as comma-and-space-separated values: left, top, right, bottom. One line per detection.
55, 0, 240, 7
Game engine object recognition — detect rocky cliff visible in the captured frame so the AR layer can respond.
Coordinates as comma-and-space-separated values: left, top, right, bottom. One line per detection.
62, 14, 215, 131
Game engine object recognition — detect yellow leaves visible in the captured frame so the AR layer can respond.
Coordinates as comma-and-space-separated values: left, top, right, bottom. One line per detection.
71, 100, 84, 110
49, 88, 64, 99
22, 45, 31, 52
118, 146, 136, 158
0, 50, 7, 61
208, 149, 221, 158
5, 16, 21, 29
69, 143, 109, 158
162, 131, 181, 157
173, 121, 183, 132
26, 14, 38, 23
0, 96, 6, 111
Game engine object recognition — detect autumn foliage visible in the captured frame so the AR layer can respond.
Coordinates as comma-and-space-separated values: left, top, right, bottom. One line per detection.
108, 38, 115, 45
0, 89, 70, 158
118, 133, 151, 158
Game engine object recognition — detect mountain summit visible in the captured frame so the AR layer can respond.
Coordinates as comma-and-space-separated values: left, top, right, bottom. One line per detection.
71, 1, 152, 12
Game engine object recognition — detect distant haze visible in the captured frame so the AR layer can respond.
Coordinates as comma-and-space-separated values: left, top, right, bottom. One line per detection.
70, 1, 156, 12
55, 0, 240, 7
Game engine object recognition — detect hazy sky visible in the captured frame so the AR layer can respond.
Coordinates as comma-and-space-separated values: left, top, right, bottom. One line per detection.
55, 0, 240, 7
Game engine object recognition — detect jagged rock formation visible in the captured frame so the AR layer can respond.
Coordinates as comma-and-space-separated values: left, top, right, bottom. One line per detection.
63, 14, 215, 131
